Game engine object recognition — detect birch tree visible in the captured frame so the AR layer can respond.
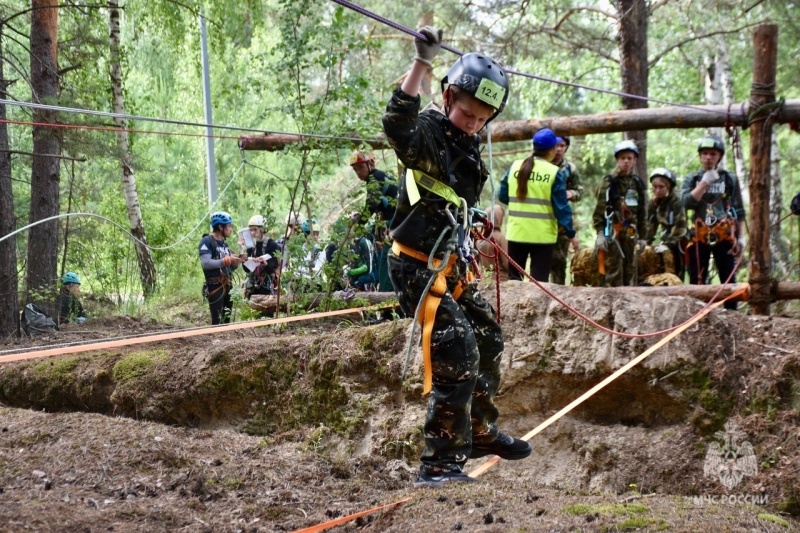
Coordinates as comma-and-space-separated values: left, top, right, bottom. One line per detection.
108, 0, 156, 296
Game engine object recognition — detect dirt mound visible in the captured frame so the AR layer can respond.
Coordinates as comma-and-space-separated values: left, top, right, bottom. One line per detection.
1, 283, 800, 529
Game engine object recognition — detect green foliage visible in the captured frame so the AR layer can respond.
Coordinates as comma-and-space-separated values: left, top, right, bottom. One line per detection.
3, 0, 800, 316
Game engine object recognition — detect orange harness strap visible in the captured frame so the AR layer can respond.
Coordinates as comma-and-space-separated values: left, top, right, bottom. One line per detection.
392, 241, 465, 395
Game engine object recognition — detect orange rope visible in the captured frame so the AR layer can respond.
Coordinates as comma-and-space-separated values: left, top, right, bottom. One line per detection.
0, 305, 389, 365
292, 497, 412, 533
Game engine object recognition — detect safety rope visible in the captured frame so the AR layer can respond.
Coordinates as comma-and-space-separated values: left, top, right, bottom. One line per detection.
483, 236, 747, 340
400, 225, 458, 382
0, 159, 247, 251
0, 304, 392, 365
467, 286, 745, 478
329, 0, 738, 119
0, 100, 382, 144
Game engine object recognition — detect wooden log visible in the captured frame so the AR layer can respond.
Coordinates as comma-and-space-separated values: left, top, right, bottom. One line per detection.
748, 25, 778, 315
238, 133, 391, 152
597, 281, 800, 303
238, 99, 800, 151
248, 291, 397, 314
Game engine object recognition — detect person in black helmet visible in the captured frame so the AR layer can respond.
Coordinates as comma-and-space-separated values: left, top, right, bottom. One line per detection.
680, 135, 746, 310
383, 26, 531, 488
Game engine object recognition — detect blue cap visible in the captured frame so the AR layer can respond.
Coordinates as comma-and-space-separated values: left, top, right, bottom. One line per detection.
532, 128, 558, 151
556, 137, 565, 144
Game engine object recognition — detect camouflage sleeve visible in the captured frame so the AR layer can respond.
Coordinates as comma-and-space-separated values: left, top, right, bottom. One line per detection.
567, 162, 584, 202
680, 172, 702, 210
645, 200, 658, 245
382, 88, 444, 180
592, 178, 610, 234
636, 178, 647, 237
663, 195, 688, 245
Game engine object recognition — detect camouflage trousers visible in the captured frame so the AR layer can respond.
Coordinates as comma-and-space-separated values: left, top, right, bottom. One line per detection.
388, 250, 503, 475
602, 236, 637, 287
550, 232, 571, 285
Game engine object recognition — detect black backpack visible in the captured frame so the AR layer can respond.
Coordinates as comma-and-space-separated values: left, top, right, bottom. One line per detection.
22, 303, 58, 336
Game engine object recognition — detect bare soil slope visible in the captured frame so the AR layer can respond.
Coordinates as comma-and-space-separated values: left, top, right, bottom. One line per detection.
1, 283, 799, 531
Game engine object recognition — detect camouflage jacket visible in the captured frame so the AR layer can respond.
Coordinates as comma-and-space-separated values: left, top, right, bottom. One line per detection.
558, 159, 583, 202
592, 172, 648, 237
680, 168, 746, 223
363, 168, 398, 223
382, 88, 487, 257
646, 190, 687, 246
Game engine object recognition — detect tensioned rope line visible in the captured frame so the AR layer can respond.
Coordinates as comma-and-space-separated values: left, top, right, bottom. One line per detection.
472, 230, 747, 340
0, 159, 247, 251
0, 118, 243, 141
0, 304, 390, 364
467, 288, 743, 478
0, 99, 382, 144
329, 0, 736, 119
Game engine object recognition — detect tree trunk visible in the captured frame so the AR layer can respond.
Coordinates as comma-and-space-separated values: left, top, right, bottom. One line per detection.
108, 0, 157, 296
747, 25, 778, 315
27, 0, 61, 314
616, 0, 648, 178
249, 291, 396, 314
0, 25, 19, 337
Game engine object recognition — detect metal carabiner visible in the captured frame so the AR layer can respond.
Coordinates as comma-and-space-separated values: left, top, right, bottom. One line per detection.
444, 202, 458, 227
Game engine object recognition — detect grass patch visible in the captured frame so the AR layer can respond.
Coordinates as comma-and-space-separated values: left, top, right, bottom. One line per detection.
616, 516, 669, 530
112, 350, 170, 383
757, 513, 790, 528
563, 502, 650, 516
33, 357, 79, 377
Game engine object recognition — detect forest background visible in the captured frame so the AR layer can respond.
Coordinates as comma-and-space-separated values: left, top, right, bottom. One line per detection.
1, 0, 799, 335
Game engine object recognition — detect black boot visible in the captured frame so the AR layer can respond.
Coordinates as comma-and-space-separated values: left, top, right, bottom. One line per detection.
414, 466, 476, 488
470, 433, 531, 460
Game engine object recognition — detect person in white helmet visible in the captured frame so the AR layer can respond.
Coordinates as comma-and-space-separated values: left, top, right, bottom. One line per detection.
241, 215, 281, 298
592, 140, 648, 286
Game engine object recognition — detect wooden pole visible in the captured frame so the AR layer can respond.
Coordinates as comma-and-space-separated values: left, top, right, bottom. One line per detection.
748, 25, 778, 315
238, 100, 800, 151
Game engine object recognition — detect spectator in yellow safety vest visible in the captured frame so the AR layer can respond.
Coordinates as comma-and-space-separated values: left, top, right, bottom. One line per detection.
499, 128, 579, 281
